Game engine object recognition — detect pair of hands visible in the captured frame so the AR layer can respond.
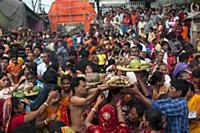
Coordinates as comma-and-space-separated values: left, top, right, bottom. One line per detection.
95, 93, 123, 108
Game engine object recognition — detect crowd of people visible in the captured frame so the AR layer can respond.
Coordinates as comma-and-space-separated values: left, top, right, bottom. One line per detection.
0, 2, 200, 133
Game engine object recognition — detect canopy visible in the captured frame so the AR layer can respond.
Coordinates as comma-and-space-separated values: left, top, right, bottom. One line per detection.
0, 0, 43, 31
48, 0, 97, 32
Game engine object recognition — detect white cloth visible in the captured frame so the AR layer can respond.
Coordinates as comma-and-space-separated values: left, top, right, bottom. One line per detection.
126, 72, 137, 84
164, 74, 171, 88
37, 62, 47, 76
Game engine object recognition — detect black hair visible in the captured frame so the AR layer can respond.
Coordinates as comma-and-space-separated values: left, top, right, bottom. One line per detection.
171, 79, 190, 97
70, 77, 86, 94
0, 72, 7, 79
80, 50, 89, 58
148, 71, 164, 85
61, 75, 72, 83
195, 55, 200, 61
53, 85, 62, 96
179, 53, 189, 62
0, 45, 5, 50
12, 124, 36, 133
43, 69, 58, 84
86, 63, 100, 73
145, 108, 163, 131
157, 94, 170, 100
34, 45, 42, 52
11, 97, 20, 115
1, 56, 9, 62
188, 61, 199, 70
176, 70, 189, 79
192, 69, 200, 79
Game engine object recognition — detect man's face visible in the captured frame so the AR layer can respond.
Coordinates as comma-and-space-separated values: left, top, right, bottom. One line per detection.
25, 47, 31, 55
33, 48, 41, 57
77, 80, 87, 96
27, 53, 34, 62
157, 52, 164, 61
131, 47, 139, 56
41, 53, 49, 63
1, 59, 9, 69
168, 86, 180, 98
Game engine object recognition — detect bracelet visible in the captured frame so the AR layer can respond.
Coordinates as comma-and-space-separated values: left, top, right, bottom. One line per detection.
43, 102, 49, 108
44, 120, 48, 125
91, 108, 97, 113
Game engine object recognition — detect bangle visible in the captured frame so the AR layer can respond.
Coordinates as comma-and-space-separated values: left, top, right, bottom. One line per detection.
43, 102, 49, 108
91, 108, 97, 113
44, 120, 48, 125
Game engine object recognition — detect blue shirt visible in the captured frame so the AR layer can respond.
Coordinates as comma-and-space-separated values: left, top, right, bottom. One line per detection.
152, 98, 189, 133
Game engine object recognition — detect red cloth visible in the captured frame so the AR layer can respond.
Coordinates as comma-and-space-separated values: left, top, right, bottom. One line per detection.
9, 113, 25, 133
123, 17, 131, 26
87, 104, 130, 133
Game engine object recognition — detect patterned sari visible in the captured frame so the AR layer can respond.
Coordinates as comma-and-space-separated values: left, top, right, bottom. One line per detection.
87, 104, 130, 133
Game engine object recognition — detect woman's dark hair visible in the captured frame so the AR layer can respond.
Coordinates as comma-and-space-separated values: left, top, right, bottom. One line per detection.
11, 97, 20, 115
53, 85, 62, 96
157, 94, 170, 100
176, 70, 189, 79
43, 69, 58, 84
12, 124, 36, 133
171, 79, 190, 97
61, 75, 72, 83
148, 71, 164, 85
145, 108, 163, 131
70, 77, 86, 94
86, 63, 100, 73
192, 69, 200, 79
179, 52, 189, 62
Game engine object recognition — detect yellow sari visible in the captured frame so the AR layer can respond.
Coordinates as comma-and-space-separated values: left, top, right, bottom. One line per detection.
188, 94, 200, 133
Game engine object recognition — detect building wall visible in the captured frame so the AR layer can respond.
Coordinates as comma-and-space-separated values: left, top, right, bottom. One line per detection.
151, 0, 192, 8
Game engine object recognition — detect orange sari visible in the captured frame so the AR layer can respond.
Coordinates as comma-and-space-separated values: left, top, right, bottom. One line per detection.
47, 96, 70, 126
181, 26, 190, 43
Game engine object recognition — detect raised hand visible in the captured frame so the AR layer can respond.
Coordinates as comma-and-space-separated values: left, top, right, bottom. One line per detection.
96, 93, 105, 105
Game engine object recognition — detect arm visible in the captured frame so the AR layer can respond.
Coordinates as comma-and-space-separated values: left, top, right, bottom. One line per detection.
85, 94, 104, 128
24, 91, 56, 123
70, 89, 100, 106
115, 99, 126, 123
128, 85, 152, 107
136, 74, 149, 97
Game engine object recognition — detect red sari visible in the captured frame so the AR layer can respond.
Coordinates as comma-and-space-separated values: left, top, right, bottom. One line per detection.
87, 104, 130, 133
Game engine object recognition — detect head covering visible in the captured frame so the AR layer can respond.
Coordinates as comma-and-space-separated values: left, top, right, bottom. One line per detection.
98, 104, 119, 132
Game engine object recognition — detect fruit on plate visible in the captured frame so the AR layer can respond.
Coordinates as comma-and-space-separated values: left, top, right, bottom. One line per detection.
129, 59, 141, 69
106, 76, 130, 86
117, 57, 130, 66
141, 61, 151, 69
86, 73, 100, 83
13, 91, 25, 98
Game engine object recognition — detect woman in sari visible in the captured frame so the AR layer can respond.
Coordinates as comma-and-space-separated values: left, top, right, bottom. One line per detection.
85, 94, 130, 133
35, 76, 72, 131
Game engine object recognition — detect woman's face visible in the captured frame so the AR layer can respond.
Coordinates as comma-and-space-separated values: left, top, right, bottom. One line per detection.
85, 65, 93, 74
1, 75, 11, 88
158, 65, 168, 75
128, 107, 139, 122
61, 79, 70, 93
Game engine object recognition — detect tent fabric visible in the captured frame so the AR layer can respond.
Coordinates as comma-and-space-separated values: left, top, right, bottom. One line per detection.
0, 0, 43, 31
48, 0, 97, 32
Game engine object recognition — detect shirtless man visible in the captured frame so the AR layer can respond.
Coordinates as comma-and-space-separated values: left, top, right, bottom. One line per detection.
70, 77, 101, 133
